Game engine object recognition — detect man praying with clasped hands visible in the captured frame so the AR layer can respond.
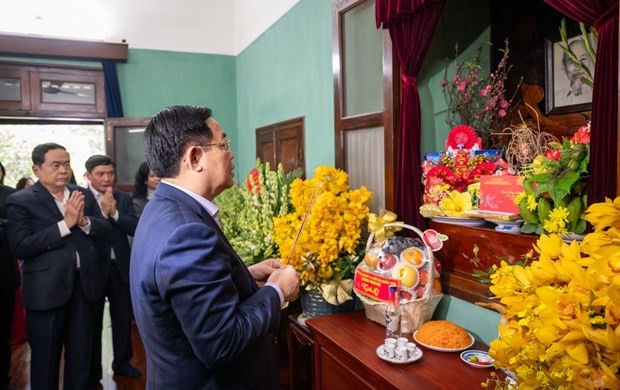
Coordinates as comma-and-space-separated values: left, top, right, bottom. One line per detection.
6, 142, 111, 389
130, 105, 299, 389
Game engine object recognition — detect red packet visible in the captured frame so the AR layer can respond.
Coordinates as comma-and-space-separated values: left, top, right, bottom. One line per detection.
479, 175, 523, 214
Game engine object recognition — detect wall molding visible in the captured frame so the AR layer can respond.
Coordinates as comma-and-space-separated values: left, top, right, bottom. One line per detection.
0, 34, 128, 61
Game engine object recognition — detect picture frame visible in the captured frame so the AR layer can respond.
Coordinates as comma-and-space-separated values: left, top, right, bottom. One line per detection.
544, 33, 595, 115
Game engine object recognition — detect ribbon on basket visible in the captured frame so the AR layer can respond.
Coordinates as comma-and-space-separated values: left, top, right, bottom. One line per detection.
368, 210, 403, 242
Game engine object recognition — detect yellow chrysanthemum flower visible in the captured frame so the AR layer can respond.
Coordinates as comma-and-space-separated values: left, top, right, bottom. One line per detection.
273, 166, 371, 290
487, 196, 620, 389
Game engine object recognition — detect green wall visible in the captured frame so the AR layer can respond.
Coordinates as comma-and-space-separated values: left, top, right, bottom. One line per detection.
235, 0, 334, 178
117, 49, 237, 151
434, 295, 501, 345
418, 0, 491, 156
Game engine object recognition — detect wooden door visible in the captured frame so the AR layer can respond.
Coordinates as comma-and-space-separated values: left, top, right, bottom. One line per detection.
256, 117, 305, 174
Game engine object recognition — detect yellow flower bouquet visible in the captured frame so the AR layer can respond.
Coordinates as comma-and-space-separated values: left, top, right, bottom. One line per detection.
273, 166, 372, 305
486, 196, 620, 389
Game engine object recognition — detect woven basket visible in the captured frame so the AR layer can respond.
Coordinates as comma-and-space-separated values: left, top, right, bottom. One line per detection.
355, 222, 443, 333
300, 288, 356, 319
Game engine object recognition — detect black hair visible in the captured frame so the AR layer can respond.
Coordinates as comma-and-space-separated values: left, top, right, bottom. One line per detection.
85, 154, 115, 173
144, 105, 213, 178
0, 161, 5, 185
133, 161, 150, 198
32, 143, 66, 166
15, 177, 33, 190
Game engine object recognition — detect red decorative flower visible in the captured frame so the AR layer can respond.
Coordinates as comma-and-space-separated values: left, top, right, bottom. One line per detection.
426, 166, 455, 183
545, 149, 561, 161
246, 168, 261, 194
446, 125, 478, 149
571, 125, 590, 145
470, 161, 498, 181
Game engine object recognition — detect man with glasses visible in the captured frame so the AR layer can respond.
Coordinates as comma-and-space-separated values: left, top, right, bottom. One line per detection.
131, 105, 299, 388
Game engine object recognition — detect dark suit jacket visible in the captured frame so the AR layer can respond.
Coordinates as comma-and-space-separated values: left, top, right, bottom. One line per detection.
93, 188, 137, 284
6, 182, 111, 310
0, 184, 19, 294
130, 182, 281, 389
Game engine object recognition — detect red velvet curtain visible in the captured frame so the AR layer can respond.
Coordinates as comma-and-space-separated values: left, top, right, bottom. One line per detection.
543, 0, 619, 205
376, 0, 446, 228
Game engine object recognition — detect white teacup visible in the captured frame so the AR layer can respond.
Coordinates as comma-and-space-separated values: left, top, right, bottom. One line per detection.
397, 337, 408, 348
385, 344, 396, 359
406, 342, 417, 358
395, 346, 408, 361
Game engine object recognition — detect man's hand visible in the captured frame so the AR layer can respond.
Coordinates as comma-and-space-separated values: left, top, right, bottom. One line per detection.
64, 191, 85, 228
266, 265, 299, 302
249, 259, 283, 287
101, 187, 117, 217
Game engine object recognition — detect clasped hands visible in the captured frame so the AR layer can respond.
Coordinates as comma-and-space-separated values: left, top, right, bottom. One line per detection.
64, 191, 89, 228
249, 259, 299, 302
100, 187, 117, 217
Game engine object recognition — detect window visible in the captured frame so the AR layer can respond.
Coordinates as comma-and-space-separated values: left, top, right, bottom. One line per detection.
333, 0, 399, 213
0, 62, 106, 118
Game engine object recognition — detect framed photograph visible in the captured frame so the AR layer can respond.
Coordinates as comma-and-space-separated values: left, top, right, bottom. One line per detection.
544, 33, 595, 115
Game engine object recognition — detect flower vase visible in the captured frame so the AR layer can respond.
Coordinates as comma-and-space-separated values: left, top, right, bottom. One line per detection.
300, 288, 356, 319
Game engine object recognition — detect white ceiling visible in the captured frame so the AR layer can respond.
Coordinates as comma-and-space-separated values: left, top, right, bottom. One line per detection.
0, 0, 300, 56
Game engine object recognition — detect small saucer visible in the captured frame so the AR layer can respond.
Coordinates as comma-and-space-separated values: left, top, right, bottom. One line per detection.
460, 350, 494, 368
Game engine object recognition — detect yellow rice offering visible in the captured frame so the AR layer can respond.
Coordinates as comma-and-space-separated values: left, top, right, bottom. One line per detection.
416, 320, 471, 349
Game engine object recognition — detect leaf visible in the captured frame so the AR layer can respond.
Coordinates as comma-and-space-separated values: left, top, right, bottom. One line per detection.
521, 222, 538, 234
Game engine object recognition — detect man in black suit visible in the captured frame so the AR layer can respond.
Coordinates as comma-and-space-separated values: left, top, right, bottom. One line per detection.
6, 143, 111, 389
0, 181, 17, 390
85, 155, 141, 381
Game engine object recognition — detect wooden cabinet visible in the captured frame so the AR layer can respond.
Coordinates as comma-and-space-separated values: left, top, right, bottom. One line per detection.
429, 221, 538, 304
287, 314, 314, 390
0, 63, 105, 118
306, 311, 504, 389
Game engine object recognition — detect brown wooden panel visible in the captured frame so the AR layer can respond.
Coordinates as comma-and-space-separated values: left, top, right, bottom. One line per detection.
429, 220, 538, 304
317, 347, 378, 389
256, 130, 276, 169
31, 71, 105, 118
0, 34, 128, 61
256, 117, 305, 175
276, 127, 303, 173
0, 68, 30, 111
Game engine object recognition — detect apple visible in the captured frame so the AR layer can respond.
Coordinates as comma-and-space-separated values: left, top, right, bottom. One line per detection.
364, 251, 380, 269
418, 268, 429, 286
392, 263, 419, 288
400, 291, 413, 301
379, 253, 398, 271
434, 257, 443, 274
415, 286, 426, 298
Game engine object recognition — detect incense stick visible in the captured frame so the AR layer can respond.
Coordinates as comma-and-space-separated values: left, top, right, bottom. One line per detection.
288, 183, 321, 262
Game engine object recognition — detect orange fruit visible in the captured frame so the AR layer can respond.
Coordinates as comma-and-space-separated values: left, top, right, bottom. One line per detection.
433, 279, 442, 294
400, 247, 424, 267
364, 251, 380, 269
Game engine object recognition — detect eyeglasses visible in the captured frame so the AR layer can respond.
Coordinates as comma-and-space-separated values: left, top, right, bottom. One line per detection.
198, 139, 232, 152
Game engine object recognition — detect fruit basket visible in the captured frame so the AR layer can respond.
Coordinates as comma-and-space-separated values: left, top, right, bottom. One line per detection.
353, 223, 443, 333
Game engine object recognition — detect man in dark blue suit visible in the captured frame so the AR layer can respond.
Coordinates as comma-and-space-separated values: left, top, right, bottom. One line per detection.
85, 155, 141, 383
6, 143, 111, 389
0, 181, 17, 390
131, 105, 299, 389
